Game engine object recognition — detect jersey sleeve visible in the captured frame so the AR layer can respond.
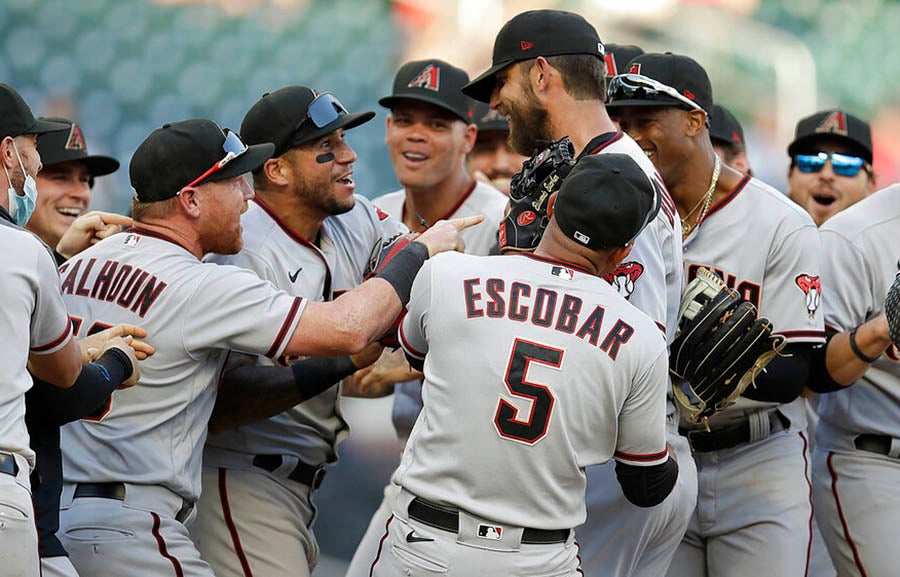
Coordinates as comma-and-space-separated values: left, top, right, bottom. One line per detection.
399, 258, 435, 362
615, 220, 671, 338
761, 223, 826, 343
614, 346, 669, 467
182, 265, 306, 360
363, 198, 412, 277
819, 229, 873, 332
30, 239, 73, 354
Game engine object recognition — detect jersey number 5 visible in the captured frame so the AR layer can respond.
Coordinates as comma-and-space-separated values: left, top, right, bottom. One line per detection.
494, 338, 563, 445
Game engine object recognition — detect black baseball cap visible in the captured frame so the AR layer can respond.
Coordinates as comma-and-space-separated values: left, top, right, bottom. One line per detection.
709, 105, 745, 148
130, 119, 274, 203
606, 52, 713, 115
37, 117, 120, 177
787, 109, 872, 164
603, 43, 644, 77
242, 86, 374, 158
0, 84, 68, 140
379, 59, 474, 123
554, 153, 658, 250
462, 10, 605, 103
471, 100, 509, 133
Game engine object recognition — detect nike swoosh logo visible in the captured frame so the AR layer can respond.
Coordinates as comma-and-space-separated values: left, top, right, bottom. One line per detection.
406, 530, 434, 543
288, 267, 303, 283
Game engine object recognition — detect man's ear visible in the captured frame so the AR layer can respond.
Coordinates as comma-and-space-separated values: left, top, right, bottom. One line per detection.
686, 109, 707, 136
175, 187, 202, 219
263, 157, 289, 187
462, 123, 477, 154
0, 136, 15, 170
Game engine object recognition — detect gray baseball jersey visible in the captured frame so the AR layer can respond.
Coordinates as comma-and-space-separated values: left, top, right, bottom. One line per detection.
373, 179, 507, 257
203, 195, 408, 465
58, 229, 305, 502
1, 223, 73, 467
397, 251, 670, 529
682, 175, 825, 427
811, 184, 900, 577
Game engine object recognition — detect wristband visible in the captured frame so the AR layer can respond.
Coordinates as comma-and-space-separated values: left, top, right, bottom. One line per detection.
291, 355, 359, 401
848, 328, 880, 364
92, 347, 134, 384
374, 241, 429, 306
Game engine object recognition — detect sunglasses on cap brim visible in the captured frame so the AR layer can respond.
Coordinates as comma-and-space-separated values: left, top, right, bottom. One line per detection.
795, 151, 870, 178
608, 74, 706, 115
184, 129, 249, 190
296, 92, 350, 131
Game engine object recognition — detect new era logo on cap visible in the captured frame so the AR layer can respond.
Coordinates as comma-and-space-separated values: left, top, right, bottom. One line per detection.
65, 124, 87, 151
521, 41, 534, 50
816, 111, 847, 136
408, 64, 440, 92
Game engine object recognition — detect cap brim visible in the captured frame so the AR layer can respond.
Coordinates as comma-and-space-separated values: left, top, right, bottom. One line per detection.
462, 62, 511, 103
293, 111, 376, 146
80, 155, 121, 177
379, 94, 469, 123
212, 142, 276, 181
605, 97, 685, 111
27, 118, 70, 135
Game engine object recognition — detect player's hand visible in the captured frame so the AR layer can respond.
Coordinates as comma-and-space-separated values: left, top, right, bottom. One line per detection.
57, 211, 133, 259
343, 348, 421, 398
79, 324, 155, 362
416, 215, 484, 257
350, 341, 385, 371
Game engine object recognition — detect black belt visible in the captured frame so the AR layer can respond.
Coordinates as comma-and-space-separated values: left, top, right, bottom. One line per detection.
408, 497, 569, 545
681, 411, 790, 453
252, 454, 326, 490
73, 483, 194, 523
854, 434, 900, 458
0, 452, 19, 477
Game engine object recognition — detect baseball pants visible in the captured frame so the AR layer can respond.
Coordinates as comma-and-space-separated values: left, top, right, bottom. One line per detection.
58, 482, 214, 577
665, 428, 813, 577
191, 463, 319, 577
579, 427, 697, 577
812, 446, 900, 577
347, 481, 402, 577
0, 452, 40, 577
369, 488, 582, 577
40, 555, 80, 577
804, 398, 837, 577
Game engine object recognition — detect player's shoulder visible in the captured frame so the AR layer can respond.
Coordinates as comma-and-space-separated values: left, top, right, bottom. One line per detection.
820, 183, 900, 244
742, 177, 817, 229
371, 188, 406, 218
468, 180, 508, 210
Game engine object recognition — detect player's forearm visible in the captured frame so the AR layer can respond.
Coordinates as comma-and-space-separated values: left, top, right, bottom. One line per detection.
741, 344, 811, 403
615, 457, 678, 507
823, 316, 891, 386
28, 337, 82, 389
29, 348, 133, 425
209, 356, 358, 434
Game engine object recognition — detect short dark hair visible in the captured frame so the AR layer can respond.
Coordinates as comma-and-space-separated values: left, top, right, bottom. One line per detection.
522, 54, 606, 101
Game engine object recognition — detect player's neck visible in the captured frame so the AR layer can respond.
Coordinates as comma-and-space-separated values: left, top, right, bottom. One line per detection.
256, 189, 325, 242
550, 99, 616, 156
669, 149, 723, 217
134, 218, 203, 259
403, 168, 472, 232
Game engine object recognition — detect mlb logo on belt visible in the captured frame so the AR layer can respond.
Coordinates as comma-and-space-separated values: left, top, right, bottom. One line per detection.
477, 524, 503, 540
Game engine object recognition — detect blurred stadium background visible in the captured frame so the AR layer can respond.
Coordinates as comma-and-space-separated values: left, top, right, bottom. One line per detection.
4, 0, 898, 574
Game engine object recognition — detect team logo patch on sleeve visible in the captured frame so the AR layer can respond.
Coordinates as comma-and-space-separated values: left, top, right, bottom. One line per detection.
603, 261, 644, 299
795, 274, 822, 317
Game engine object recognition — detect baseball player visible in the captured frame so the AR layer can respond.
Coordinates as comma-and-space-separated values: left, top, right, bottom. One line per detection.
806, 182, 897, 577
603, 43, 645, 81
787, 109, 876, 227
708, 104, 752, 176
55, 118, 474, 577
466, 100, 527, 196
607, 52, 825, 576
0, 83, 80, 577
370, 153, 678, 577
346, 59, 507, 576
462, 11, 691, 577
189, 86, 408, 577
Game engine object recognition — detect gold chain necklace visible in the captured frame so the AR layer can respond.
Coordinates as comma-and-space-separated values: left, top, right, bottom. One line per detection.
681, 155, 721, 239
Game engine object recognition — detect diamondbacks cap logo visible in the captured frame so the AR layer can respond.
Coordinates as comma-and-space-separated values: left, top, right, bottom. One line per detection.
408, 64, 440, 92
604, 53, 617, 76
603, 261, 644, 299
66, 123, 87, 151
816, 111, 848, 136
795, 274, 822, 318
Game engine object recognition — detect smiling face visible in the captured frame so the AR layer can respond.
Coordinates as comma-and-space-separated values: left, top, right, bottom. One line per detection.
489, 63, 552, 156
281, 128, 358, 218
29, 160, 93, 247
614, 105, 692, 184
197, 174, 255, 255
385, 100, 473, 191
787, 140, 874, 226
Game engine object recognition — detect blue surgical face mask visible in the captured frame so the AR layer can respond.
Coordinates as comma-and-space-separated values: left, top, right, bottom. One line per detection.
3, 140, 38, 226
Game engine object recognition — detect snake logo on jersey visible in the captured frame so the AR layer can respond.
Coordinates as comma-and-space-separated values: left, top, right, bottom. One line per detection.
603, 261, 644, 299
794, 274, 822, 318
